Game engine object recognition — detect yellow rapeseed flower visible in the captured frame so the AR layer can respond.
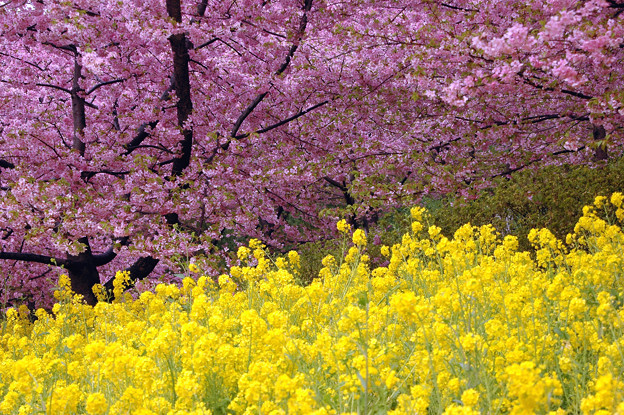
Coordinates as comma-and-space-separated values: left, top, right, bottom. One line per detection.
337, 219, 351, 233
85, 392, 108, 415
2, 194, 624, 414
352, 229, 367, 247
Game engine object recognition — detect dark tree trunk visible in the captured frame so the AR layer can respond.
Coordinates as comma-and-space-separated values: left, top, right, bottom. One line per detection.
71, 59, 86, 156
67, 58, 96, 303
66, 237, 100, 305
593, 124, 608, 161
167, 0, 194, 177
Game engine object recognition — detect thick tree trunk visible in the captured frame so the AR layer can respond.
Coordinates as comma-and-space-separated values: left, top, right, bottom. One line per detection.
167, 0, 194, 176
67, 261, 100, 305
66, 237, 100, 305
593, 124, 608, 161
67, 58, 97, 303
169, 31, 193, 176
71, 59, 86, 156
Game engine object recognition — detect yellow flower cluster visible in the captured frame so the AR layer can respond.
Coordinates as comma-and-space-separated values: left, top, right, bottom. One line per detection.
2, 195, 624, 414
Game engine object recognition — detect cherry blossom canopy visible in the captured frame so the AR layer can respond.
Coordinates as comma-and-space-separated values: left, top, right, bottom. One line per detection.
0, 0, 622, 305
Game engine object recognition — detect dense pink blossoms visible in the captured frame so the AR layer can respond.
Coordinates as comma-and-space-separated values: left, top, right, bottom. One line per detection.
0, 0, 622, 306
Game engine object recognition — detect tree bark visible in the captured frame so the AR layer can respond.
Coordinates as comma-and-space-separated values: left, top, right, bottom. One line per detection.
71, 59, 86, 156
593, 124, 608, 161
66, 237, 100, 305
167, 0, 194, 177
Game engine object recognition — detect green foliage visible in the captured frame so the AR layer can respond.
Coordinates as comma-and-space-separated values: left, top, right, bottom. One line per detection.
421, 158, 624, 251
295, 157, 624, 278
293, 238, 344, 285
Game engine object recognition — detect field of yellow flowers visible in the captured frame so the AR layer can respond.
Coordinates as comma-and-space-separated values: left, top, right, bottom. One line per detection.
2, 194, 624, 415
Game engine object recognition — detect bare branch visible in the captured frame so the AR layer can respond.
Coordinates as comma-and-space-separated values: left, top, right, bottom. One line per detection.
86, 78, 125, 95
194, 37, 219, 50
36, 83, 71, 94
92, 236, 129, 266
103, 256, 159, 292
234, 100, 329, 139
123, 120, 159, 155
231, 92, 269, 138
0, 251, 68, 267
0, 160, 15, 169
230, 0, 314, 139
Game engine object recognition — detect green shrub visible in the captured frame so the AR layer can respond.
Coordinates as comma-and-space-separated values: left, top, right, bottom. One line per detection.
425, 158, 624, 251
295, 157, 624, 279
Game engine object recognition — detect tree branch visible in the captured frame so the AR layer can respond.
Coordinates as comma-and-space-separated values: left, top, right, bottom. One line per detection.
197, 0, 208, 16
323, 176, 347, 191
521, 75, 593, 100
123, 120, 159, 155
92, 236, 129, 266
36, 83, 71, 94
230, 0, 314, 139
440, 3, 479, 12
0, 160, 15, 169
122, 69, 175, 155
194, 37, 219, 50
167, 0, 194, 177
231, 91, 270, 138
234, 100, 329, 139
103, 256, 159, 292
241, 19, 288, 40
71, 59, 86, 156
0, 251, 68, 267
80, 169, 130, 182
42, 42, 78, 54
86, 78, 125, 95
275, 0, 313, 76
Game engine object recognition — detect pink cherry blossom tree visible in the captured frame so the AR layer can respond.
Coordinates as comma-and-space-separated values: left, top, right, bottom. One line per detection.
0, 0, 622, 306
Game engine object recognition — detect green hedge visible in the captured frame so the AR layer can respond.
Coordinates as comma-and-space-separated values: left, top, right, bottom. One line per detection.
296, 157, 624, 281
425, 158, 624, 251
